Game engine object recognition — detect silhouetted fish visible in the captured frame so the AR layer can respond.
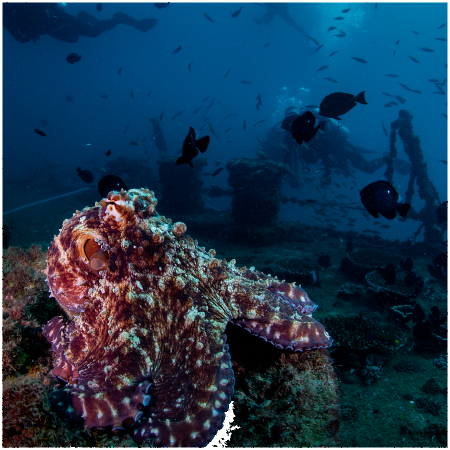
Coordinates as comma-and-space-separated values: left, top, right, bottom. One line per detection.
231, 6, 242, 17
76, 167, 94, 183
351, 56, 367, 63
319, 91, 367, 119
105, 150, 112, 156
329, 50, 340, 56
316, 65, 329, 72
118, 65, 122, 75
66, 53, 81, 64
211, 167, 224, 177
325, 77, 338, 83
203, 12, 215, 22
224, 68, 231, 78
172, 45, 182, 54
291, 111, 320, 145
385, 73, 399, 77
382, 123, 388, 136
96, 3, 102, 12
188, 60, 194, 71
264, 42, 271, 48
407, 55, 420, 63
66, 95, 73, 102
34, 128, 46, 136
328, 26, 336, 32
176, 127, 210, 168
360, 180, 411, 219
98, 174, 127, 197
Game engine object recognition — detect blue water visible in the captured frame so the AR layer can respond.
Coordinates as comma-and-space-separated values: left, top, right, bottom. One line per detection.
3, 2, 448, 242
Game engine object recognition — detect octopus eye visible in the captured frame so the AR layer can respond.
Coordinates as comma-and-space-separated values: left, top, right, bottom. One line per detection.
83, 239, 110, 276
89, 251, 109, 272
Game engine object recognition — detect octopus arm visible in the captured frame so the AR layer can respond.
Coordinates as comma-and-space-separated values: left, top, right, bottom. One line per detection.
134, 335, 234, 447
229, 283, 332, 351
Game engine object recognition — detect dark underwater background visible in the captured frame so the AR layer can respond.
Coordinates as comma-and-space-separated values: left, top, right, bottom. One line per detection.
2, 2, 448, 447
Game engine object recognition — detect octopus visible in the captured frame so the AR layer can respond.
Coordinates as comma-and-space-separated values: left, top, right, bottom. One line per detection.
43, 188, 332, 447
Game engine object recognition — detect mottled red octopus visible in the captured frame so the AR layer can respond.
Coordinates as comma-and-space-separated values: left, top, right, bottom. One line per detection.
43, 188, 332, 446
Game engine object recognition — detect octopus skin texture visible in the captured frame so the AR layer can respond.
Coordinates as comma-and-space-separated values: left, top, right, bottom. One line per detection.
43, 188, 332, 447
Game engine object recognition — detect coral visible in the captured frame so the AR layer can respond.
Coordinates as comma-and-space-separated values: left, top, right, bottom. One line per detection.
347, 247, 401, 269
433, 353, 447, 370
337, 282, 364, 300
422, 377, 444, 396
273, 257, 321, 285
415, 397, 442, 417
323, 313, 406, 352
2, 245, 62, 378
43, 188, 332, 446
340, 404, 359, 423
361, 364, 383, 385
365, 270, 419, 297
393, 359, 422, 373
2, 375, 95, 447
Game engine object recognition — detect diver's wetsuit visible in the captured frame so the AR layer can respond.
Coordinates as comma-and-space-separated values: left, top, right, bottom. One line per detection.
3, 3, 157, 43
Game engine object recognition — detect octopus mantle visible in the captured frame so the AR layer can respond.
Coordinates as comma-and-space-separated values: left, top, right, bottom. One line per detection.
43, 188, 332, 447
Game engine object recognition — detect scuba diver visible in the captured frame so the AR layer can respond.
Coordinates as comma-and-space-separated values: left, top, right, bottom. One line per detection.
264, 105, 410, 187
253, 3, 316, 48
3, 3, 157, 43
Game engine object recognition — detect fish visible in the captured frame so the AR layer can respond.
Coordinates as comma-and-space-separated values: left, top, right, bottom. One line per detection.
335, 30, 346, 37
360, 180, 411, 219
435, 37, 447, 41
318, 254, 331, 269
254, 119, 266, 127
384, 101, 398, 107
76, 167, 94, 184
215, 161, 222, 166
193, 106, 202, 114
319, 91, 367, 120
407, 55, 420, 63
98, 175, 127, 198
307, 35, 319, 45
428, 78, 440, 82
439, 160, 447, 164
130, 90, 134, 98
34, 128, 46, 137
66, 53, 81, 64
398, 82, 412, 91
123, 124, 130, 134
130, 140, 139, 146
188, 60, 194, 71
315, 44, 324, 53
172, 45, 182, 55
342, 8, 351, 13
203, 12, 215, 22
394, 95, 406, 104
419, 47, 434, 52
311, 270, 320, 287
105, 150, 112, 156
325, 78, 338, 83
172, 110, 185, 120
442, 113, 448, 118
290, 111, 320, 145
327, 27, 336, 32
411, 89, 422, 94
224, 113, 237, 119
434, 84, 446, 94
118, 65, 123, 75
231, 6, 242, 17
100, 94, 109, 99
437, 201, 447, 222
412, 31, 419, 35
255, 92, 262, 105
439, 78, 446, 86
207, 122, 219, 140
202, 95, 211, 103
382, 123, 388, 137
211, 167, 224, 177
224, 68, 231, 78
438, 23, 446, 29
148, 91, 152, 96
334, 16, 345, 20
96, 3, 102, 11
264, 43, 271, 48
176, 126, 210, 168
316, 65, 329, 72
351, 56, 368, 63
385, 73, 399, 77
224, 128, 232, 132
241, 80, 253, 84
243, 120, 246, 131
382, 92, 393, 97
